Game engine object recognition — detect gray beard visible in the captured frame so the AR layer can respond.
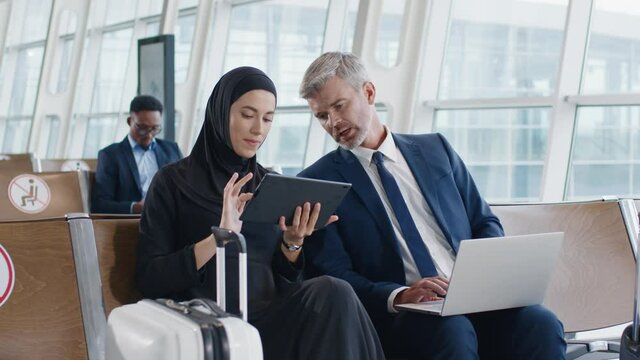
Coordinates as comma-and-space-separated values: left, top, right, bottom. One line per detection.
338, 127, 368, 150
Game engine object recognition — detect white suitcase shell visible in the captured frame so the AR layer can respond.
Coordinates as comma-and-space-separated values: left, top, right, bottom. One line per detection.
106, 228, 262, 360
106, 299, 262, 360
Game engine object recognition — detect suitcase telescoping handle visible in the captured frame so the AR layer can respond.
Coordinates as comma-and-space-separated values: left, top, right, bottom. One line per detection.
211, 226, 248, 322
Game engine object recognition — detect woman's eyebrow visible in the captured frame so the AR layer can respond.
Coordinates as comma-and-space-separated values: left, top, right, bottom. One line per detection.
242, 105, 274, 115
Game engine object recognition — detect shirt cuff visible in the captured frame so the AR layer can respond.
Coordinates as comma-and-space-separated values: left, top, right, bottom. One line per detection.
387, 286, 409, 313
130, 202, 135, 214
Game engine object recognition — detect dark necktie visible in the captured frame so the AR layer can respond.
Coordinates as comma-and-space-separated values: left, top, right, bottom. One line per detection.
372, 151, 437, 277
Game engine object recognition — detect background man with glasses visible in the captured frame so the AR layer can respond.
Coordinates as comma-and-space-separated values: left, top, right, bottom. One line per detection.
92, 95, 183, 214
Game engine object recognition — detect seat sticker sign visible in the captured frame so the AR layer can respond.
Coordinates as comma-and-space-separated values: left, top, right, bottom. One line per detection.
7, 174, 51, 214
0, 244, 15, 307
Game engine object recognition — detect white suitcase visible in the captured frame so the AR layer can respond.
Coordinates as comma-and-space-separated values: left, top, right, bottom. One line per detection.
106, 227, 263, 360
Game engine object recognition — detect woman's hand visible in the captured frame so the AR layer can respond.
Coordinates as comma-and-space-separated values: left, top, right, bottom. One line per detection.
219, 172, 254, 233
279, 202, 339, 246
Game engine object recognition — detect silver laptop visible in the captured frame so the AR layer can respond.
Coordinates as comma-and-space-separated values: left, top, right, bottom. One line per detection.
395, 232, 564, 316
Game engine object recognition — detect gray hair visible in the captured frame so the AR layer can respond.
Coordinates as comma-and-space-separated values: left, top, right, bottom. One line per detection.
299, 52, 370, 99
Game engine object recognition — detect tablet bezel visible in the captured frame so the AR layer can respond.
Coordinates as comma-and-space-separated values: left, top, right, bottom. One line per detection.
239, 173, 351, 230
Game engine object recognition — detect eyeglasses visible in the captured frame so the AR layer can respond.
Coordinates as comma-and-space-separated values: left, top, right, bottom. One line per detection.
133, 121, 162, 136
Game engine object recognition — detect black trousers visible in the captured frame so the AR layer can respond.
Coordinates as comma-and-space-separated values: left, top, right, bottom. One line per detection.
251, 275, 386, 360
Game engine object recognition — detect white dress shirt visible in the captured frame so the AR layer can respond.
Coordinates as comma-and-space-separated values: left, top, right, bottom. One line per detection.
350, 127, 456, 312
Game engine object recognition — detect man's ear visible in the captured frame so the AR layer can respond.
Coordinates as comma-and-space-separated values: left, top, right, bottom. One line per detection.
363, 81, 376, 105
126, 116, 132, 126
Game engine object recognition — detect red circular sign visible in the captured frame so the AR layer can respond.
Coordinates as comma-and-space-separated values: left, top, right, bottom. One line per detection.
0, 244, 15, 307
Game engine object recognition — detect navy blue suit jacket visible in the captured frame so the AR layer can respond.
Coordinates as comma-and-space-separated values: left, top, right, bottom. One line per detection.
299, 133, 504, 320
92, 137, 183, 213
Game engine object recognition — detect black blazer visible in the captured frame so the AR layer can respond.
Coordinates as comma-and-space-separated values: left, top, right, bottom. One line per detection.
135, 162, 302, 319
91, 137, 183, 213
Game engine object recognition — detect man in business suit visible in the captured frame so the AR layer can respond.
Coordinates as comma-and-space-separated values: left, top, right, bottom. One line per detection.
92, 95, 183, 214
298, 52, 566, 359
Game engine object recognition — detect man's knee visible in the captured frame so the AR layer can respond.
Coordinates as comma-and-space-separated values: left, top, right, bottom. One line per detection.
433, 316, 477, 345
393, 314, 478, 359
513, 305, 566, 358
517, 305, 564, 335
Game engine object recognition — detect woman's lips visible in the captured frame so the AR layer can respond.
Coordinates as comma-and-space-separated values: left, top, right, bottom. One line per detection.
244, 139, 261, 147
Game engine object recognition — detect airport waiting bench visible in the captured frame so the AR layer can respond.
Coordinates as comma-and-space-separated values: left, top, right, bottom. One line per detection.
1, 200, 637, 360
491, 198, 639, 359
0, 217, 89, 360
0, 153, 37, 172
66, 213, 142, 360
0, 171, 91, 221
67, 200, 640, 360
75, 214, 142, 314
37, 158, 97, 172
0, 214, 141, 360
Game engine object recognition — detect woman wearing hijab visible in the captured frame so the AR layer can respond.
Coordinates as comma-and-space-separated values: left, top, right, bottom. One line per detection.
136, 67, 384, 360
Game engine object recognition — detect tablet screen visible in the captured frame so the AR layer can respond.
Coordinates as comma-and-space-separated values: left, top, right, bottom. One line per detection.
240, 173, 351, 230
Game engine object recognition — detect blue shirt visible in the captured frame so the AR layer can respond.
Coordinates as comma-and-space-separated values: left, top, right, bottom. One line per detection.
127, 135, 159, 210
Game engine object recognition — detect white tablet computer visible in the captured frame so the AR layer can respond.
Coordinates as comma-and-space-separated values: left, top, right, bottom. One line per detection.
240, 173, 351, 230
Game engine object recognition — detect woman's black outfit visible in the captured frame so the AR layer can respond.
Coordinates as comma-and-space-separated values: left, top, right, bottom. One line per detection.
136, 67, 384, 360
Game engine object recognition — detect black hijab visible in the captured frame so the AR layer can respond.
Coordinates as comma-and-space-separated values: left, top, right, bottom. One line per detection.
168, 67, 277, 215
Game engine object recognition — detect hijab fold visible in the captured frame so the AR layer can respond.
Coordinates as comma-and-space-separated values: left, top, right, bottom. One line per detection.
167, 67, 277, 216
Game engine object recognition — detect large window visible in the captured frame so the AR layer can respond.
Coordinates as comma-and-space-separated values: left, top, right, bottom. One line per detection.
2, 46, 45, 153
175, 0, 198, 83
39, 115, 60, 158
104, 0, 139, 25
567, 106, 640, 199
3, 0, 638, 205
69, 0, 139, 157
68, 0, 170, 158
73, 27, 134, 158
375, 0, 405, 67
339, 0, 360, 54
434, 108, 550, 202
67, 0, 198, 158
49, 10, 78, 94
424, 0, 566, 202
439, 0, 568, 99
225, 1, 329, 106
0, 0, 53, 153
566, 0, 640, 199
91, 28, 134, 115
581, 0, 640, 94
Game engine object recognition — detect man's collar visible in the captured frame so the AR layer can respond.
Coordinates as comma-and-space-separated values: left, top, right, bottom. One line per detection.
127, 134, 156, 151
350, 125, 397, 165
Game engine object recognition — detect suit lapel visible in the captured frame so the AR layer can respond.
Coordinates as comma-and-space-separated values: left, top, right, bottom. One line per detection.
335, 148, 402, 256
120, 138, 142, 193
394, 134, 451, 244
154, 140, 168, 167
